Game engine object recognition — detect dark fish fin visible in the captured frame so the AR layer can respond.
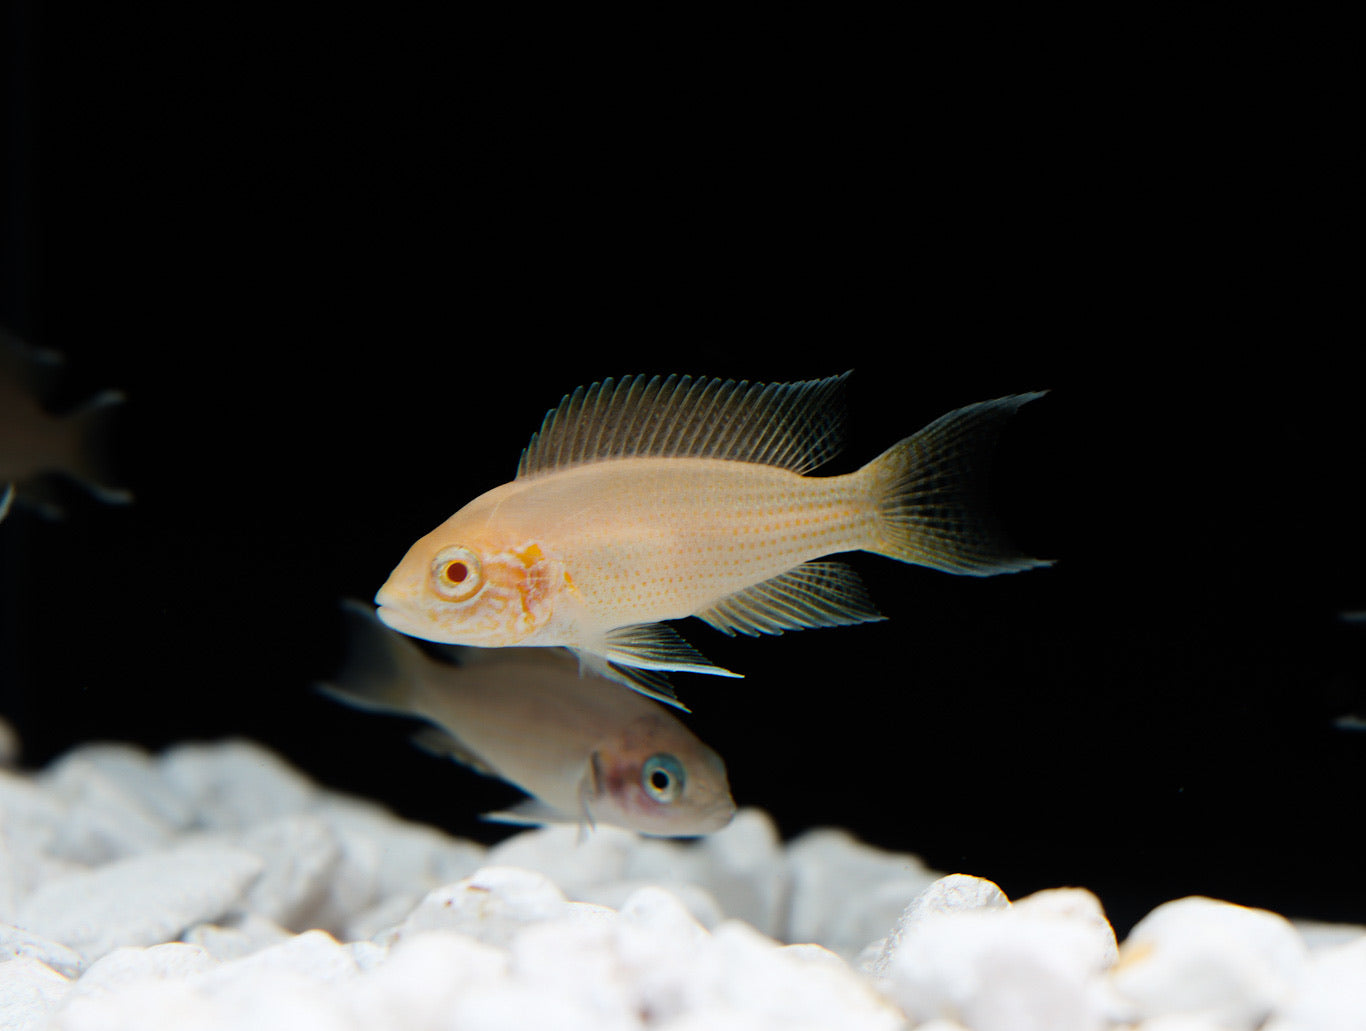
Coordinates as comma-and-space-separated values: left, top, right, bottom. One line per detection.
695, 560, 886, 637
65, 389, 132, 506
861, 391, 1054, 575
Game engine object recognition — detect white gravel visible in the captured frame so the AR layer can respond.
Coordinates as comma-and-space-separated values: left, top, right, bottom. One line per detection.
2, 724, 1363, 1030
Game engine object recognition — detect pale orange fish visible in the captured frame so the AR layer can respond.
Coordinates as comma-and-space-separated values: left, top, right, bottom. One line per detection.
0, 329, 131, 521
375, 372, 1049, 704
320, 601, 735, 836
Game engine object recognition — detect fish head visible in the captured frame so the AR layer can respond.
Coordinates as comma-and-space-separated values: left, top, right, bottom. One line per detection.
374, 517, 560, 647
591, 714, 736, 836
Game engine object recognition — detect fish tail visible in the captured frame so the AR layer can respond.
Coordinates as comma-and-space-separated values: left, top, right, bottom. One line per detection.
316, 600, 426, 716
63, 390, 133, 505
859, 392, 1053, 575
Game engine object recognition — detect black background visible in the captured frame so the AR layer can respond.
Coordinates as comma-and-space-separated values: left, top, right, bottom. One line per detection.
2, 6, 1360, 939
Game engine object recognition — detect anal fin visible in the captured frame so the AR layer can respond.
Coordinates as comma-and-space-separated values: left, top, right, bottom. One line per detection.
695, 560, 886, 637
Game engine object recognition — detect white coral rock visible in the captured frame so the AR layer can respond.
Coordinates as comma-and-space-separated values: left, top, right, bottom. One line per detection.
1105, 895, 1309, 1029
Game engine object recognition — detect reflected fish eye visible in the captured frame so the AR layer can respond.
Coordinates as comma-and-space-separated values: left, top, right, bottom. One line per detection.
431, 545, 484, 601
641, 753, 686, 803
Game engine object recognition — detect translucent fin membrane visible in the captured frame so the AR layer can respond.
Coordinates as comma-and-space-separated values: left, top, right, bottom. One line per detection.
601, 622, 742, 678
867, 392, 1053, 576
516, 372, 852, 479
696, 561, 886, 637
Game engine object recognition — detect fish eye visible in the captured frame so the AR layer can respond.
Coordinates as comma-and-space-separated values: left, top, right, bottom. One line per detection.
641, 753, 686, 804
431, 545, 484, 601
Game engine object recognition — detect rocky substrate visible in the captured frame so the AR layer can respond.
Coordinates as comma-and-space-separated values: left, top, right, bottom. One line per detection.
2, 727, 1363, 1030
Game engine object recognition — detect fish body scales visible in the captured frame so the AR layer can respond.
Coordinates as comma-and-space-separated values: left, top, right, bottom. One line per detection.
500, 457, 876, 630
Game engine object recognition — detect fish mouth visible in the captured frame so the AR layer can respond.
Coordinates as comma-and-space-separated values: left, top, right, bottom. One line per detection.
701, 794, 738, 832
373, 588, 424, 638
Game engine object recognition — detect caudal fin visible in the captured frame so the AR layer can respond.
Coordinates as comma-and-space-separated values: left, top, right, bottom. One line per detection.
64, 390, 133, 506
315, 599, 426, 716
861, 392, 1052, 575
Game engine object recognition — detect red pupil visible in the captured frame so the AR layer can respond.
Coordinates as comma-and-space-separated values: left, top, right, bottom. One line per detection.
445, 561, 468, 583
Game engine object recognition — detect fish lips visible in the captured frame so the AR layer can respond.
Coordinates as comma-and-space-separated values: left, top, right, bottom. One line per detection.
372, 589, 427, 639
702, 795, 738, 833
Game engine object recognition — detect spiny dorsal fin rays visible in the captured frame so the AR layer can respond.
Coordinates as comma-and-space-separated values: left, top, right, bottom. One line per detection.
751, 376, 839, 473
695, 561, 887, 637
515, 372, 853, 479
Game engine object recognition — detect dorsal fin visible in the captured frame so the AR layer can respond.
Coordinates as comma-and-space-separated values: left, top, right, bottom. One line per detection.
515, 372, 852, 479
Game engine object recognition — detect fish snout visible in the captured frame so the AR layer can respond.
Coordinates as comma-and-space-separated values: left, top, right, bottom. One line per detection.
374, 579, 424, 637
709, 793, 739, 831
373, 580, 401, 611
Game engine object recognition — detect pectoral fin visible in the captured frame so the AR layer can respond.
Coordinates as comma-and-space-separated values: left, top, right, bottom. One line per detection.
480, 754, 604, 841
577, 751, 602, 833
